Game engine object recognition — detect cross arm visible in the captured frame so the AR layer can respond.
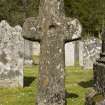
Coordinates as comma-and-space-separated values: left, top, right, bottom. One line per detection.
64, 18, 82, 42
22, 17, 42, 42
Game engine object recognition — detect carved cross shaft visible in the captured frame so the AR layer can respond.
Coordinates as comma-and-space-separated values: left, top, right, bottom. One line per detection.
22, 0, 82, 105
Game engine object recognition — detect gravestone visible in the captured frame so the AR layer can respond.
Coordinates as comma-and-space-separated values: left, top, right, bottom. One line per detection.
83, 37, 101, 69
32, 42, 40, 55
0, 20, 24, 87
65, 25, 82, 67
64, 37, 101, 68
93, 30, 105, 95
85, 31, 105, 105
22, 0, 82, 105
24, 40, 33, 65
79, 41, 83, 66
65, 42, 75, 66
74, 41, 80, 65
32, 41, 82, 67
32, 42, 40, 65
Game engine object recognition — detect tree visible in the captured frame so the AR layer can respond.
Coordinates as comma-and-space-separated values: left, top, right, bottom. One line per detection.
0, 0, 39, 26
0, 0, 105, 37
64, 0, 105, 37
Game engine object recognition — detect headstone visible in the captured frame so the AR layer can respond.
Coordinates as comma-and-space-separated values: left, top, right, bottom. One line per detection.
83, 37, 102, 69
32, 42, 40, 65
79, 41, 83, 66
22, 0, 82, 105
74, 41, 79, 65
0, 20, 24, 87
65, 24, 81, 67
93, 31, 105, 95
24, 40, 33, 65
32, 42, 40, 56
65, 42, 75, 66
85, 31, 105, 105
32, 41, 82, 67
65, 37, 101, 68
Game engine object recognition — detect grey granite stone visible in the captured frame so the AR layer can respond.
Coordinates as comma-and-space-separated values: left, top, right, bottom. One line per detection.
24, 39, 33, 65
0, 20, 24, 87
83, 37, 102, 69
22, 0, 82, 105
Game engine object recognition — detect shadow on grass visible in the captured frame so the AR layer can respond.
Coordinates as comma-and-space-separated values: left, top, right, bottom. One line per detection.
78, 80, 93, 88
66, 91, 79, 98
24, 76, 36, 87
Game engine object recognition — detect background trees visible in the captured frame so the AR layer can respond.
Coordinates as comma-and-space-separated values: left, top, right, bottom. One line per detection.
0, 0, 105, 37
0, 0, 39, 26
65, 0, 105, 37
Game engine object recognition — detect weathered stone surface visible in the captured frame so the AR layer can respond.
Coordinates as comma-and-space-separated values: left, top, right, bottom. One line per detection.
32, 42, 40, 56
0, 20, 24, 87
79, 41, 83, 66
24, 40, 33, 65
65, 37, 101, 68
93, 63, 105, 95
65, 42, 75, 66
32, 42, 40, 65
22, 0, 82, 105
83, 37, 101, 69
93, 30, 105, 96
86, 29, 105, 105
65, 29, 82, 66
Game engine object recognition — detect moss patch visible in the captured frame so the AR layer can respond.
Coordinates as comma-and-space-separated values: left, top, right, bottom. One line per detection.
93, 94, 105, 103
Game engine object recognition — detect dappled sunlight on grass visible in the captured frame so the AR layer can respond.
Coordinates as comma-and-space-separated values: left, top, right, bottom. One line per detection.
0, 65, 93, 105
65, 66, 93, 105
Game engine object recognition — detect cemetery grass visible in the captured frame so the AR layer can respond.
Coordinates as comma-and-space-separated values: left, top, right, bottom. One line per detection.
0, 65, 93, 105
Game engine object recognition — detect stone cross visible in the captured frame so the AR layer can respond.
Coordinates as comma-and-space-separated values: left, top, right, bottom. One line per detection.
22, 0, 82, 105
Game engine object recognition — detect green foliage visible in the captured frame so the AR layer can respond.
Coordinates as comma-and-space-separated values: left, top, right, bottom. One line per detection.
0, 0, 39, 26
0, 65, 93, 105
0, 0, 105, 36
64, 0, 105, 37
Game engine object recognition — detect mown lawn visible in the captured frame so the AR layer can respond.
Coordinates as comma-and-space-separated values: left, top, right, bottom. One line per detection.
0, 65, 93, 105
